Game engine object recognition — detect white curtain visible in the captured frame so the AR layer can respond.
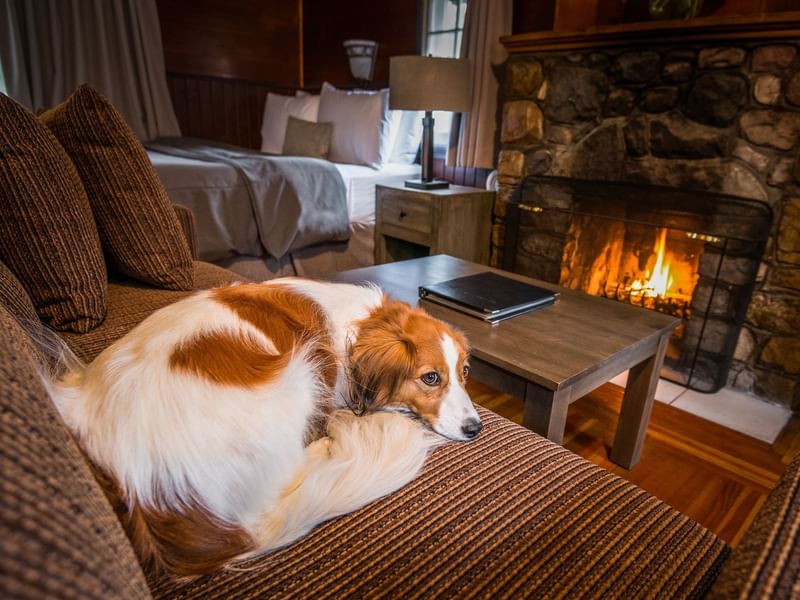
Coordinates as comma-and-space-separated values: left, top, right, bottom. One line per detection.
0, 0, 179, 140
448, 0, 512, 169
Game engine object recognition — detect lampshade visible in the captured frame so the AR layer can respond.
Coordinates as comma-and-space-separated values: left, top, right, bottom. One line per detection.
389, 56, 471, 113
343, 39, 378, 81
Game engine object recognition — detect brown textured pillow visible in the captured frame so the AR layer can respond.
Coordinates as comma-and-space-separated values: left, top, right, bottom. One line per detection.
282, 115, 333, 159
0, 93, 107, 333
0, 260, 39, 328
39, 85, 193, 291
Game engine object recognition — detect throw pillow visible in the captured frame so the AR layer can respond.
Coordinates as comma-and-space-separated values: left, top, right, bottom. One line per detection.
40, 85, 194, 291
317, 82, 393, 168
389, 110, 423, 164
282, 116, 333, 159
0, 93, 107, 333
260, 91, 320, 154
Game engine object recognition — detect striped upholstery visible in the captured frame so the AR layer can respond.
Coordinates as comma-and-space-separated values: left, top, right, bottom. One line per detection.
0, 306, 151, 600
0, 260, 39, 328
709, 455, 800, 599
173, 205, 199, 260
0, 93, 107, 333
150, 408, 728, 599
39, 85, 194, 291
59, 261, 243, 362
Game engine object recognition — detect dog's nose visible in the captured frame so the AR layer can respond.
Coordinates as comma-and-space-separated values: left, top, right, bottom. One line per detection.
461, 418, 483, 439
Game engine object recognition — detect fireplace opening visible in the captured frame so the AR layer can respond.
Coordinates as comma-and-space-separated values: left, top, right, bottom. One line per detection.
503, 176, 772, 393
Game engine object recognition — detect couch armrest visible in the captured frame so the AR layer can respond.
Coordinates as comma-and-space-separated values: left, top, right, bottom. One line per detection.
708, 454, 800, 599
172, 205, 198, 260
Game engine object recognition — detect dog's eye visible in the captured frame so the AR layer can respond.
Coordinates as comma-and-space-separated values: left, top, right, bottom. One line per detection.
462, 365, 470, 378
420, 371, 441, 386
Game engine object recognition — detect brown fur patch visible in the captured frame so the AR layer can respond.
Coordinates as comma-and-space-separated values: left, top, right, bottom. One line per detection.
169, 283, 338, 393
88, 460, 254, 579
349, 299, 470, 421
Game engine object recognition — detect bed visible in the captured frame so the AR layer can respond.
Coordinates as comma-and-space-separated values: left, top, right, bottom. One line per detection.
146, 84, 422, 281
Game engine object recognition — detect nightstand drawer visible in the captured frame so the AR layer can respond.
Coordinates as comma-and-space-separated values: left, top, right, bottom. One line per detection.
380, 190, 433, 235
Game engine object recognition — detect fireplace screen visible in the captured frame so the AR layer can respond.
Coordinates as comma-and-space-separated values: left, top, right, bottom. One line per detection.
504, 176, 771, 393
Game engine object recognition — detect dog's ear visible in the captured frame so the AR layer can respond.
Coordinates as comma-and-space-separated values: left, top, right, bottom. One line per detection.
348, 302, 416, 415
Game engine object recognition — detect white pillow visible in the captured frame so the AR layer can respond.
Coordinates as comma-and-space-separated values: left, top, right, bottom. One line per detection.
260, 92, 320, 154
389, 110, 423, 164
317, 82, 392, 169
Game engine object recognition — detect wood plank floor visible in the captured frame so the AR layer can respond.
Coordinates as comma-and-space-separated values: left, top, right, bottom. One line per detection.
467, 378, 798, 547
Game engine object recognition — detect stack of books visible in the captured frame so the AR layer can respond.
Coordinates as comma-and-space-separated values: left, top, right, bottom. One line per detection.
419, 271, 558, 324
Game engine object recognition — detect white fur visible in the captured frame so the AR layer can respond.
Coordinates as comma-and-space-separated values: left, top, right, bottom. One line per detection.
251, 410, 441, 551
50, 280, 453, 560
433, 334, 481, 440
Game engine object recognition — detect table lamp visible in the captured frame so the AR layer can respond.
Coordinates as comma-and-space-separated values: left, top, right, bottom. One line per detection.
389, 55, 471, 190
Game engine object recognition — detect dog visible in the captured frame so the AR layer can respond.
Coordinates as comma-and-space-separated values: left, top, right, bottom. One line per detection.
51, 278, 482, 578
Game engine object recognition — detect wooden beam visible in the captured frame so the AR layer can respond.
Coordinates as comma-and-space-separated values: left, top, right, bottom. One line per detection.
501, 11, 800, 52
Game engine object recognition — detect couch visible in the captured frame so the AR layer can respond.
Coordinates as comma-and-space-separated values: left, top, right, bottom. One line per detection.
1, 88, 798, 599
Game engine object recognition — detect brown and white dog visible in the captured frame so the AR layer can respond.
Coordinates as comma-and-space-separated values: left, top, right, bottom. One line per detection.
51, 278, 481, 578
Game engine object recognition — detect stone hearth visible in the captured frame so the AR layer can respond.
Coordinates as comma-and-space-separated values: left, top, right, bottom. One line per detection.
495, 41, 800, 412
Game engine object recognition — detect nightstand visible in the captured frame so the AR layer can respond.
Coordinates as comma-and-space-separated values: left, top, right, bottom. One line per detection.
375, 181, 493, 265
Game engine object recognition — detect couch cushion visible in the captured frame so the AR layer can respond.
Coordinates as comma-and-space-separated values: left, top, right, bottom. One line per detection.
0, 93, 107, 333
708, 454, 800, 599
150, 407, 729, 599
0, 260, 39, 328
0, 306, 151, 600
39, 85, 194, 291
60, 261, 244, 362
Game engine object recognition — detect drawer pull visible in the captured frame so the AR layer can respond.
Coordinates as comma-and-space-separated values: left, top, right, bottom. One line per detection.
399, 210, 407, 219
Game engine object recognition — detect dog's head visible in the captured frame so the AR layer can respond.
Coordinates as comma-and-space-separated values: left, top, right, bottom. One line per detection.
349, 298, 482, 441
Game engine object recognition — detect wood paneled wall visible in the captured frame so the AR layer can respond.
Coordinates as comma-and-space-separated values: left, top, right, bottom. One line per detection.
157, 1, 496, 180
302, 0, 419, 88
156, 0, 302, 86
166, 73, 293, 149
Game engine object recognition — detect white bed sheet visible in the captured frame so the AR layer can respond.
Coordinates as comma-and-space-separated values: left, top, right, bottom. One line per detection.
332, 162, 421, 224
148, 149, 419, 225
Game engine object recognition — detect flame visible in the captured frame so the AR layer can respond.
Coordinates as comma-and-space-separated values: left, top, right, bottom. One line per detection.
646, 228, 673, 297
627, 229, 673, 298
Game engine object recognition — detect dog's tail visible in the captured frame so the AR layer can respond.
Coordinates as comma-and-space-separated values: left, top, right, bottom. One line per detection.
249, 410, 442, 554
14, 316, 85, 377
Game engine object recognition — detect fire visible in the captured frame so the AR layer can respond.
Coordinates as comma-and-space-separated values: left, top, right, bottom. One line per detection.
630, 228, 673, 298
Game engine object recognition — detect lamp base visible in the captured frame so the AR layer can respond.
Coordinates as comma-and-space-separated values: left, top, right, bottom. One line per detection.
404, 178, 450, 190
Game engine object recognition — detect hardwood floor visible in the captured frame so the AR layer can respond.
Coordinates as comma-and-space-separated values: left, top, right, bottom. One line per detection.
467, 378, 799, 547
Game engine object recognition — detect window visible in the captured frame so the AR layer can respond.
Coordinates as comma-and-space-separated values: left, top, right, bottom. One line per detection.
421, 0, 467, 149
0, 60, 6, 95
423, 0, 467, 59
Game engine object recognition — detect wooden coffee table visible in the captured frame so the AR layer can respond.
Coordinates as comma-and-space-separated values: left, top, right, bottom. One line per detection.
325, 255, 679, 469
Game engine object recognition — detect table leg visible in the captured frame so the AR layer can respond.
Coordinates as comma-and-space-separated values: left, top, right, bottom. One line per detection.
610, 333, 670, 469
523, 383, 570, 444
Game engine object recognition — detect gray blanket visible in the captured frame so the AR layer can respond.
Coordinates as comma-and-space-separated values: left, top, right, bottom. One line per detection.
147, 138, 349, 260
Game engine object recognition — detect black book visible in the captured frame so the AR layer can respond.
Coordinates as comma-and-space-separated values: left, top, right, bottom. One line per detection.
419, 272, 558, 324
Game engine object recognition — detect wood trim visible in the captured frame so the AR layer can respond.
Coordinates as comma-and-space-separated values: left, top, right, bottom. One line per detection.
501, 11, 800, 52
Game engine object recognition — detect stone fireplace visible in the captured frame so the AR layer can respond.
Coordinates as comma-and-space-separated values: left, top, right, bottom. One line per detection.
494, 35, 800, 412
503, 175, 771, 393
